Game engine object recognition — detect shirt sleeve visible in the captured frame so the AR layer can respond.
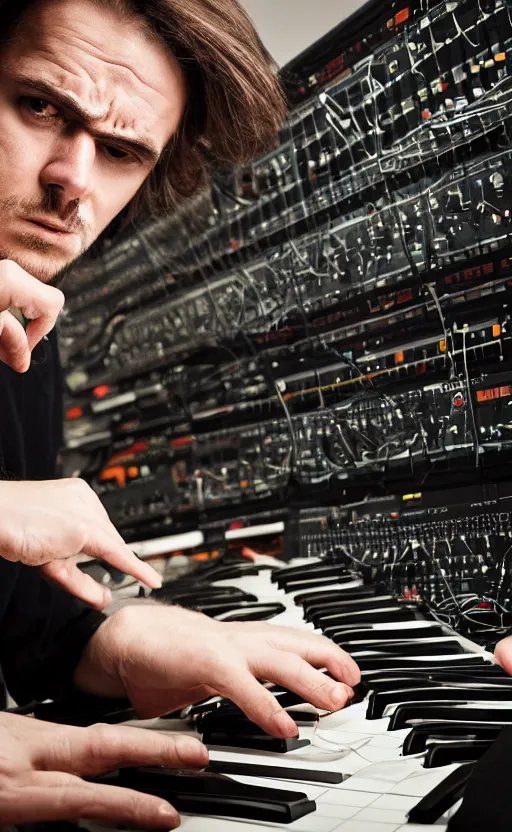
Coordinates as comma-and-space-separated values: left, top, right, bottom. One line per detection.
0, 562, 107, 705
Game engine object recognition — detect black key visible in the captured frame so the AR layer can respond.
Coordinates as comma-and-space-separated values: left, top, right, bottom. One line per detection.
273, 563, 348, 584
319, 608, 419, 630
154, 587, 256, 604
113, 768, 317, 823
358, 655, 488, 673
185, 686, 307, 719
424, 739, 494, 768
329, 624, 444, 642
215, 602, 287, 622
206, 760, 346, 784
191, 601, 268, 617
361, 665, 511, 685
202, 730, 311, 753
26, 697, 135, 727
208, 563, 269, 581
403, 722, 504, 755
297, 586, 381, 607
347, 638, 464, 659
407, 762, 474, 824
305, 596, 399, 623
389, 705, 512, 731
368, 685, 512, 720
197, 710, 318, 734
280, 575, 354, 593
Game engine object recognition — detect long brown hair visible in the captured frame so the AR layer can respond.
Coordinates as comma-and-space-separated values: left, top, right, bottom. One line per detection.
0, 0, 287, 222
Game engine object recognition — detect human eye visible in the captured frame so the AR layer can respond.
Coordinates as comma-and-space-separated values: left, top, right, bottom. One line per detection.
102, 144, 135, 164
20, 96, 60, 120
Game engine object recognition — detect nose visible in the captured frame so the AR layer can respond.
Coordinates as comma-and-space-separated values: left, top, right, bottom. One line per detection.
39, 127, 96, 214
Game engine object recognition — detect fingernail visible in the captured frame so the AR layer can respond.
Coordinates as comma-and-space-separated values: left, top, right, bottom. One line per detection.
331, 685, 351, 709
143, 565, 162, 589
275, 710, 298, 737
158, 803, 180, 826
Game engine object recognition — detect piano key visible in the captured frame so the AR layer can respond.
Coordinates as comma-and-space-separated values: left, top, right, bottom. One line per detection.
212, 602, 287, 621
407, 762, 474, 824
423, 739, 493, 768
296, 585, 380, 606
205, 759, 347, 784
389, 704, 512, 731
96, 767, 318, 824
278, 574, 356, 592
318, 608, 421, 628
345, 638, 465, 658
272, 564, 349, 585
201, 730, 311, 752
403, 722, 505, 755
368, 685, 512, 719
329, 623, 445, 642
304, 596, 399, 622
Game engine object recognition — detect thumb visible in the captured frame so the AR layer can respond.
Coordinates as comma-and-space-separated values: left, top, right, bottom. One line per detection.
39, 559, 112, 609
0, 310, 31, 372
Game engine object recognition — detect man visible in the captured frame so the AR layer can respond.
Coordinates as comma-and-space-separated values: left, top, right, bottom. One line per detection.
0, 0, 361, 826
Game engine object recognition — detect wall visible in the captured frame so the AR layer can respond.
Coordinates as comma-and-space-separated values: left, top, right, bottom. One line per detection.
241, 0, 368, 67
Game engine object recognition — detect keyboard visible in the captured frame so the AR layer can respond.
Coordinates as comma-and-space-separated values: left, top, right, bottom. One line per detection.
62, 550, 512, 832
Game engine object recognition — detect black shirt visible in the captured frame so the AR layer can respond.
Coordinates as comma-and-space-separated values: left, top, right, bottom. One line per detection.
0, 330, 106, 705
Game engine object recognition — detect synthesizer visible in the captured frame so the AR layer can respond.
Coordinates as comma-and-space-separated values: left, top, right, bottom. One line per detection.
22, 548, 512, 832
59, 0, 512, 551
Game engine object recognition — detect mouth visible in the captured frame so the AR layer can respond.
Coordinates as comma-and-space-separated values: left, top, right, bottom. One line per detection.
25, 218, 76, 239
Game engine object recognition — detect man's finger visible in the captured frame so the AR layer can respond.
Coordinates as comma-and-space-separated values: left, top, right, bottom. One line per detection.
32, 722, 209, 777
252, 649, 353, 712
83, 527, 162, 590
39, 559, 112, 609
0, 771, 180, 829
214, 664, 298, 738
263, 625, 361, 687
0, 311, 31, 372
495, 636, 512, 674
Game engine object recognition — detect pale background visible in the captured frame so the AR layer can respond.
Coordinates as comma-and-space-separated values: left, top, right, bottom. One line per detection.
241, 0, 368, 66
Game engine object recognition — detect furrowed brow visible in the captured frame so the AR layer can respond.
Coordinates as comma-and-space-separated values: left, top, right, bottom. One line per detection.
10, 71, 161, 164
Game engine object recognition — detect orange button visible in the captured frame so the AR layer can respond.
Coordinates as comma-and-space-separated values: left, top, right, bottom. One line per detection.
493, 324, 502, 337
395, 7, 410, 24
127, 466, 139, 478
99, 466, 126, 488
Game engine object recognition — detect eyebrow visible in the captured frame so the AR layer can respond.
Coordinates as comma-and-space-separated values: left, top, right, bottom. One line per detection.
9, 71, 162, 165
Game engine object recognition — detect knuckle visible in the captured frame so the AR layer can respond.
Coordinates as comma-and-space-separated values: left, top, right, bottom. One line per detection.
87, 722, 117, 754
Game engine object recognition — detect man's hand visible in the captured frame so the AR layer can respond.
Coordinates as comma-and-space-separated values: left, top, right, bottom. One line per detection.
0, 478, 162, 608
0, 259, 64, 372
0, 711, 206, 828
74, 605, 361, 738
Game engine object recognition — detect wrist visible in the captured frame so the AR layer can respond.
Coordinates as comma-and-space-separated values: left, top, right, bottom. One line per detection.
72, 601, 164, 698
73, 611, 126, 698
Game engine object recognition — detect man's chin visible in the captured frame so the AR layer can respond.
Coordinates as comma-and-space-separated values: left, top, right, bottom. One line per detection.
0, 245, 80, 284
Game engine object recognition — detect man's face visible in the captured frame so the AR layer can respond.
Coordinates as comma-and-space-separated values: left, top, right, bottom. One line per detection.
0, 0, 187, 282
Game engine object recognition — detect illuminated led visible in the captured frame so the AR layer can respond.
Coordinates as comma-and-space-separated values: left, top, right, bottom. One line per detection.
493, 324, 502, 337
439, 339, 447, 352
